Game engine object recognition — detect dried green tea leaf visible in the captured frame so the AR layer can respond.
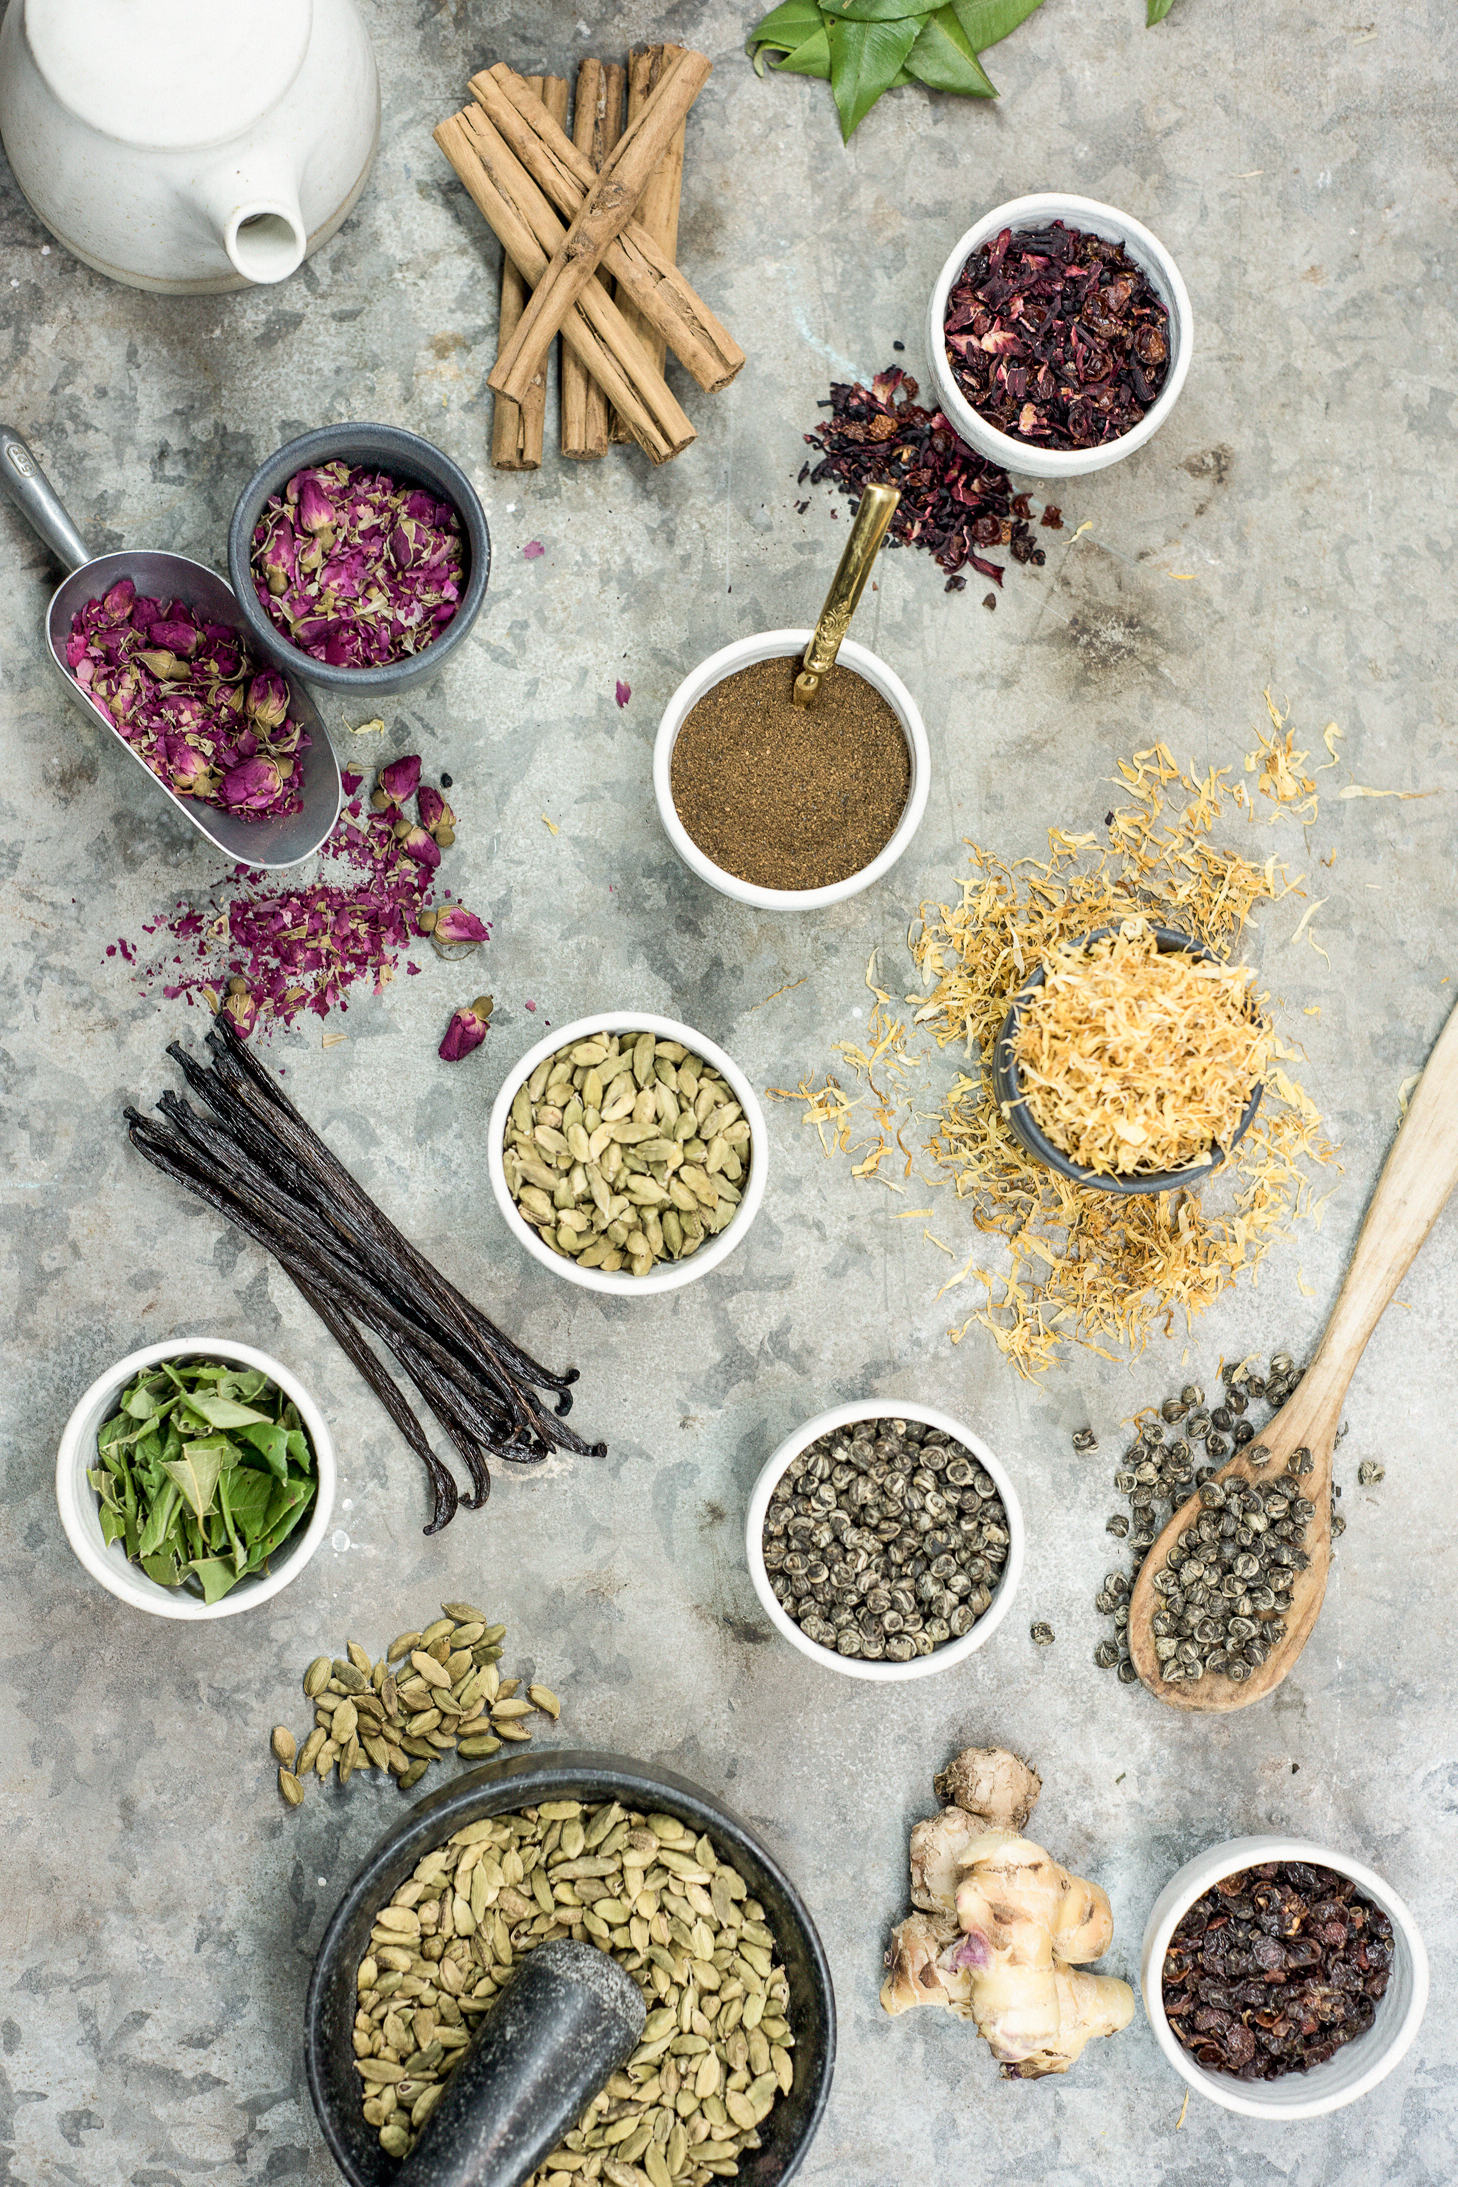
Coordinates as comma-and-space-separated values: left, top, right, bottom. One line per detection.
161, 1441, 224, 1523
181, 1391, 273, 1430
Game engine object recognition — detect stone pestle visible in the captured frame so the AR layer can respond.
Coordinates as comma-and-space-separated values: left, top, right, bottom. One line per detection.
396, 1940, 647, 2187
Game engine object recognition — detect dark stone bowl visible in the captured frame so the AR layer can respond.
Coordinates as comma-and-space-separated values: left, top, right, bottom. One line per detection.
991, 924, 1265, 1196
227, 422, 490, 696
304, 1749, 836, 2187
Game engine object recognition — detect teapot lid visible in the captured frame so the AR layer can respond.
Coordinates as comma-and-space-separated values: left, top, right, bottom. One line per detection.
25, 0, 313, 150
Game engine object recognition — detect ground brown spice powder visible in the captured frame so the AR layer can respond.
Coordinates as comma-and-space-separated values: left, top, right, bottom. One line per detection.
671, 655, 910, 891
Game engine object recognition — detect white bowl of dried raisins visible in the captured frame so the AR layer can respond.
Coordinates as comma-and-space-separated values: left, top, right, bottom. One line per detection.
745, 1401, 1024, 1682
928, 192, 1194, 480
1141, 1837, 1428, 2118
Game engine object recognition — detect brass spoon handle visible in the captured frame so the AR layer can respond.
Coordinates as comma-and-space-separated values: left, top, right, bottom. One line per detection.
793, 482, 900, 708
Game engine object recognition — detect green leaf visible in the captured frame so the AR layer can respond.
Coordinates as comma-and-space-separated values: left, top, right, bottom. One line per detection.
224, 1368, 271, 1401
141, 1549, 184, 1588
189, 1558, 243, 1605
906, 5, 998, 93
181, 1392, 272, 1430
1147, 0, 1177, 19
257, 1480, 317, 1561
773, 23, 833, 77
747, 0, 823, 50
124, 1384, 163, 1420
239, 1419, 290, 1482
284, 1428, 314, 1476
948, 0, 1045, 48
828, 14, 920, 137
824, 0, 942, 21
137, 1479, 181, 1560
99, 1506, 126, 1548
162, 1442, 223, 1524
222, 1466, 276, 1544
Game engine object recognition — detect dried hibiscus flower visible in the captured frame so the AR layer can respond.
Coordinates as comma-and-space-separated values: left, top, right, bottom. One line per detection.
943, 223, 1171, 450
65, 578, 307, 823
802, 367, 1051, 592
250, 463, 465, 670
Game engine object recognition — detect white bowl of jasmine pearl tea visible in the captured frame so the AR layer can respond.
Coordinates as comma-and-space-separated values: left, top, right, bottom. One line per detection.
745, 1400, 1025, 1682
487, 1013, 768, 1295
652, 630, 931, 912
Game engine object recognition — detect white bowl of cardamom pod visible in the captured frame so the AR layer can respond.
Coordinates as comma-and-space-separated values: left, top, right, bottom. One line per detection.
487, 1013, 768, 1295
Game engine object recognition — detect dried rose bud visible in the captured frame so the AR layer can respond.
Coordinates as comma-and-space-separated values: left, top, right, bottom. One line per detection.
398, 824, 441, 871
149, 617, 199, 658
245, 671, 290, 729
137, 648, 183, 680
432, 906, 488, 947
222, 755, 284, 811
438, 994, 492, 1061
103, 577, 136, 619
259, 520, 296, 596
378, 754, 423, 805
222, 984, 259, 1039
417, 783, 455, 835
415, 908, 439, 933
164, 739, 217, 796
296, 473, 337, 537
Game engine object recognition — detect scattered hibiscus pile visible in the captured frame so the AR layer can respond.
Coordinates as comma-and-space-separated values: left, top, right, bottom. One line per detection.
250, 463, 465, 670
133, 754, 490, 1049
800, 367, 1062, 596
66, 577, 307, 821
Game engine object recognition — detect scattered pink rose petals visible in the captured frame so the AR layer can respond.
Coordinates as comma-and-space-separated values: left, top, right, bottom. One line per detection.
439, 993, 493, 1061
522, 541, 545, 561
124, 754, 481, 1039
615, 680, 631, 707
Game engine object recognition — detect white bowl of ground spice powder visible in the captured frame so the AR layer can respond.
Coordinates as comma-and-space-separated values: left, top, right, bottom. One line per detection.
653, 630, 930, 911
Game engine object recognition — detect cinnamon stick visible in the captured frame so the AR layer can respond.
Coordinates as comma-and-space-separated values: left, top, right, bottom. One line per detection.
475, 64, 742, 395
560, 59, 624, 461
490, 76, 568, 468
487, 47, 712, 410
611, 46, 686, 443
434, 107, 694, 464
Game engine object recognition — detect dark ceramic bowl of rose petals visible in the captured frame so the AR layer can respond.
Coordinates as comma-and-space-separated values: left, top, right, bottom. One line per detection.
928, 192, 1194, 480
228, 423, 490, 695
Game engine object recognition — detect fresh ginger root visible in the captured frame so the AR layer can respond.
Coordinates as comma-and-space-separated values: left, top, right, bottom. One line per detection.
882, 1746, 1134, 2079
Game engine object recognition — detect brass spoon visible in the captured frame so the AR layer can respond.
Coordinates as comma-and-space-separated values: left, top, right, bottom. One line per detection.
792, 482, 900, 707
1128, 996, 1458, 1711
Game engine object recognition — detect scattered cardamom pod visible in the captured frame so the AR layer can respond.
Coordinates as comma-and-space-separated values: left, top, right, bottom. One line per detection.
271, 1605, 561, 1809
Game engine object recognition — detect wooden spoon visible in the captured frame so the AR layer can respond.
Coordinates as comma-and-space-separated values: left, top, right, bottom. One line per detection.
1128, 996, 1458, 1711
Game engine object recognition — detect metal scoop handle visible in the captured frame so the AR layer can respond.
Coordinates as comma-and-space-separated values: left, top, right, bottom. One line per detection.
0, 426, 91, 573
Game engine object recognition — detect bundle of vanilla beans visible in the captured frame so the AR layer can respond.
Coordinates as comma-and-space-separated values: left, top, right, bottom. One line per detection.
435, 45, 743, 466
124, 1018, 604, 1534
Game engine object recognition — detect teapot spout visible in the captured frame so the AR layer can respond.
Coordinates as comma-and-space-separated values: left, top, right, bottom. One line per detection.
193, 156, 307, 285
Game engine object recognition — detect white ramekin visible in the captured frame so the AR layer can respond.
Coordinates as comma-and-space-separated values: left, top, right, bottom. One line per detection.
652, 630, 931, 912
488, 1012, 768, 1296
927, 192, 1194, 480
744, 1400, 1024, 1682
1141, 1836, 1429, 2120
55, 1337, 336, 1621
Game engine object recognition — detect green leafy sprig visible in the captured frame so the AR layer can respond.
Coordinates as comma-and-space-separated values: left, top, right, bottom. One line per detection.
747, 0, 1045, 139
90, 1357, 317, 1603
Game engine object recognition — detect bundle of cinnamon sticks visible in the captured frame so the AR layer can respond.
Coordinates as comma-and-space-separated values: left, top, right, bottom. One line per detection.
435, 47, 743, 468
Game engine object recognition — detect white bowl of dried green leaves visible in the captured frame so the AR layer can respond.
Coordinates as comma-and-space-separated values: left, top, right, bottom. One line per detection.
55, 1338, 335, 1620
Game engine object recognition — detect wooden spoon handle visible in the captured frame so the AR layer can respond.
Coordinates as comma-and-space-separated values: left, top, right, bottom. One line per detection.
1311, 996, 1458, 1383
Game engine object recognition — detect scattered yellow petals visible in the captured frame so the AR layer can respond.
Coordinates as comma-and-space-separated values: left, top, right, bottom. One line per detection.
1296, 1265, 1316, 1298
349, 716, 387, 735
1338, 784, 1438, 801
541, 814, 559, 834
1398, 1073, 1421, 1117
1318, 722, 1342, 769
321, 1032, 349, 1049
776, 726, 1334, 1377
923, 1231, 953, 1256
896, 1207, 934, 1219
1170, 572, 1196, 580
1288, 899, 1326, 947
1303, 1005, 1321, 1017
1176, 2091, 1190, 2131
1070, 520, 1092, 540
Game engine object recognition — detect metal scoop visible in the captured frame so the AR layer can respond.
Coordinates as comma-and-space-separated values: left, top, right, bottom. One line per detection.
0, 426, 341, 869
792, 481, 900, 708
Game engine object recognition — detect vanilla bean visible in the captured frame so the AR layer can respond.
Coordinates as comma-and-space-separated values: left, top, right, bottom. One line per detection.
125, 1110, 460, 1533
201, 1020, 583, 1410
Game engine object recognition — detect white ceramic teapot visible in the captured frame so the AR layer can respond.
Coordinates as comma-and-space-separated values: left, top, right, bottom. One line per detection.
0, 0, 379, 291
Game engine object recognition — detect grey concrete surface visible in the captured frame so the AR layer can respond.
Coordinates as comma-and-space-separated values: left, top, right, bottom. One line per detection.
1, 0, 1455, 2181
